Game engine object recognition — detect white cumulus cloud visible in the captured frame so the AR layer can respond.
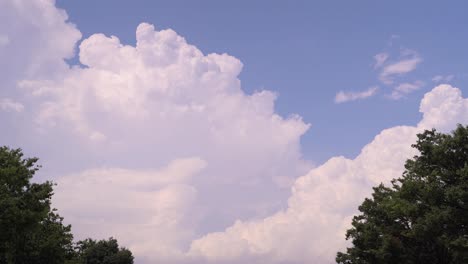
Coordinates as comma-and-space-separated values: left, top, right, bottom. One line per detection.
189, 85, 468, 264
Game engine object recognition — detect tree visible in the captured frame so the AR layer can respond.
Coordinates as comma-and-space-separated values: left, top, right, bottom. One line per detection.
70, 238, 134, 264
0, 147, 135, 264
0, 147, 74, 263
336, 125, 468, 264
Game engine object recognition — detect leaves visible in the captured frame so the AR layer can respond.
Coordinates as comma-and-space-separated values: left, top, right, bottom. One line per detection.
0, 147, 65, 264
70, 238, 134, 264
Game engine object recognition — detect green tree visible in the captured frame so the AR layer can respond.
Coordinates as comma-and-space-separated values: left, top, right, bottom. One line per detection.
337, 125, 468, 264
71, 238, 134, 264
0, 147, 74, 264
0, 147, 135, 264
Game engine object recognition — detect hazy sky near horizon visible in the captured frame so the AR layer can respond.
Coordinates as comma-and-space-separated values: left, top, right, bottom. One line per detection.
2, 1, 468, 263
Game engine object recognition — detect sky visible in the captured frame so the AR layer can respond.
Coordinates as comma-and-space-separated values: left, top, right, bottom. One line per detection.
1, 1, 468, 263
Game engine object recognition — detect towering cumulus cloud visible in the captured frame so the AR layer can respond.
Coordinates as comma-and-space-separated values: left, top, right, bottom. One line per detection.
2, 1, 309, 263
2, 1, 468, 264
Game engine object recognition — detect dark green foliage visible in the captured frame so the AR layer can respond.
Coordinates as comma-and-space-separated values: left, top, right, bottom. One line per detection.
0, 147, 74, 264
70, 238, 134, 264
337, 125, 468, 264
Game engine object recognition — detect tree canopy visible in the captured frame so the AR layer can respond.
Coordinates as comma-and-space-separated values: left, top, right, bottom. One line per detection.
0, 146, 74, 263
68, 238, 134, 264
337, 125, 468, 264
0, 146, 133, 264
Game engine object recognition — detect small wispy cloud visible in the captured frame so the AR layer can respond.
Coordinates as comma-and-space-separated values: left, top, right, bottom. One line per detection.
334, 86, 378, 104
389, 80, 424, 100
336, 40, 423, 105
432, 74, 454, 83
379, 52, 422, 85
0, 98, 24, 112
387, 34, 400, 46
373, 52, 389, 69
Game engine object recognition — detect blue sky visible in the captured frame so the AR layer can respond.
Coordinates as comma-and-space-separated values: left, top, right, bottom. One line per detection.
57, 0, 468, 163
2, 1, 468, 263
